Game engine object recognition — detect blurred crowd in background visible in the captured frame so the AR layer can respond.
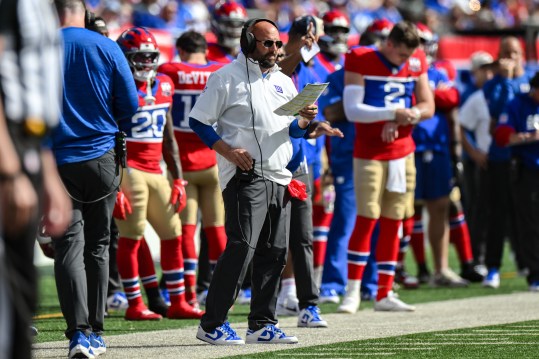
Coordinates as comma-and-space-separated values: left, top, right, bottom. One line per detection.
85, 0, 539, 40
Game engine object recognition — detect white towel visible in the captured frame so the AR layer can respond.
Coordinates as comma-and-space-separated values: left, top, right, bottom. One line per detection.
386, 158, 406, 193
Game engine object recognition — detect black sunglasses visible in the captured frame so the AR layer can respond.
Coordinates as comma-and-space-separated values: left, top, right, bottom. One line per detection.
254, 37, 283, 49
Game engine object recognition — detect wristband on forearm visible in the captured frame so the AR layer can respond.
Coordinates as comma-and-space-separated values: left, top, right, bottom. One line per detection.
410, 107, 421, 124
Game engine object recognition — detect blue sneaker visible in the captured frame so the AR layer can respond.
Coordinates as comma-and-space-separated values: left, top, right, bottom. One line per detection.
298, 306, 328, 328
319, 288, 340, 304
237, 288, 251, 305
89, 333, 106, 356
161, 288, 171, 306
529, 281, 539, 292
482, 268, 500, 289
68, 331, 95, 359
196, 322, 245, 345
106, 291, 128, 311
246, 324, 298, 344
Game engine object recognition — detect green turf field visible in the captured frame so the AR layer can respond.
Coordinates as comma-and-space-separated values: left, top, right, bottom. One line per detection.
34, 243, 529, 343
230, 320, 539, 358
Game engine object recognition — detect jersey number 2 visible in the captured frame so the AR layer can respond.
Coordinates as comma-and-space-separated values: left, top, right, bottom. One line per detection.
384, 82, 405, 109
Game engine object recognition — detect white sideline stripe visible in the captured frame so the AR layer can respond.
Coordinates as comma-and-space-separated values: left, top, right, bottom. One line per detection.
435, 333, 539, 336
276, 354, 396, 357
379, 342, 537, 345
412, 338, 504, 341
314, 347, 438, 351
508, 325, 539, 328
472, 329, 539, 332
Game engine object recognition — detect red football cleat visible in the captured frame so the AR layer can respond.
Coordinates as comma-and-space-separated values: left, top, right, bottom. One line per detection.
167, 302, 204, 319
125, 306, 163, 321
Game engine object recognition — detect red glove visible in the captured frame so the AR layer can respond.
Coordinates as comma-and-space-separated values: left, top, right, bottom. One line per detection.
113, 191, 132, 220
170, 179, 188, 213
288, 179, 308, 201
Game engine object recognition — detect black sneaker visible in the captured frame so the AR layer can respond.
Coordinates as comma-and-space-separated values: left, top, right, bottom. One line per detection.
148, 296, 169, 317
460, 262, 485, 283
395, 266, 419, 289
417, 264, 431, 284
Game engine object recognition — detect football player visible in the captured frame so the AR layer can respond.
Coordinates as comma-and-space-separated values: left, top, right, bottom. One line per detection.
158, 31, 226, 309
339, 21, 434, 313
319, 19, 394, 304
207, 0, 248, 63
114, 27, 203, 320
309, 10, 351, 287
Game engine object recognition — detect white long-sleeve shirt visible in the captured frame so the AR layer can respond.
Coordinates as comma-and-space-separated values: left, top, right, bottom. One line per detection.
459, 89, 492, 154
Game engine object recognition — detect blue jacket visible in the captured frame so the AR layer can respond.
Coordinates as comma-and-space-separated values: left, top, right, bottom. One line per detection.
52, 27, 138, 165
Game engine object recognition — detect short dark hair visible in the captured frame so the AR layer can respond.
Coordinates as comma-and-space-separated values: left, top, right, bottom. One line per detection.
359, 31, 380, 47
387, 21, 420, 49
176, 31, 207, 54
54, 0, 85, 17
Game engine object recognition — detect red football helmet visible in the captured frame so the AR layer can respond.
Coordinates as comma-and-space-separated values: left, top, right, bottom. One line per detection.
117, 27, 160, 82
416, 22, 438, 63
320, 10, 350, 55
365, 19, 394, 39
211, 0, 248, 50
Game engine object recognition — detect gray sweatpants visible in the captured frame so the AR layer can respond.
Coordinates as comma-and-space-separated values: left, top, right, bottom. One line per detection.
53, 150, 118, 339
289, 172, 319, 309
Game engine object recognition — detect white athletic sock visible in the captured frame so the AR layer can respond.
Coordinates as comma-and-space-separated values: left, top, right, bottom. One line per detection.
279, 278, 297, 302
344, 280, 361, 299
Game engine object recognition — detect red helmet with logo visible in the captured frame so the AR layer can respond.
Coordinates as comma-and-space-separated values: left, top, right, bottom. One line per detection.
416, 22, 435, 43
323, 10, 350, 31
365, 19, 394, 39
211, 1, 248, 49
416, 22, 438, 63
117, 27, 160, 82
320, 10, 350, 55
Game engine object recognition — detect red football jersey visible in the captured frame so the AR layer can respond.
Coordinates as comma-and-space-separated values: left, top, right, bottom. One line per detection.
118, 74, 174, 174
345, 46, 428, 160
158, 61, 224, 171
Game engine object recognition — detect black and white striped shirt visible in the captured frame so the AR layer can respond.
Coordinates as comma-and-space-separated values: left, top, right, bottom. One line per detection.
0, 0, 62, 130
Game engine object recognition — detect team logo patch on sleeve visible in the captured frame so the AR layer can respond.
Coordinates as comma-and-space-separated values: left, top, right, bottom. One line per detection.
161, 82, 172, 96
408, 57, 421, 72
274, 85, 283, 93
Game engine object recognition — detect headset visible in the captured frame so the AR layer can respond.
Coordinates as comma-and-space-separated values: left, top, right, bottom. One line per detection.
84, 9, 96, 29
238, 18, 280, 249
240, 18, 279, 56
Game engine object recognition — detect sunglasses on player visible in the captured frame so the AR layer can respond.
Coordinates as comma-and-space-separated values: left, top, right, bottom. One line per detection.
255, 37, 283, 49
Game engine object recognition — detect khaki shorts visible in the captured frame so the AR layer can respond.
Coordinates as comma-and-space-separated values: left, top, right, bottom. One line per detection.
116, 167, 181, 240
179, 165, 225, 228
354, 153, 416, 220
